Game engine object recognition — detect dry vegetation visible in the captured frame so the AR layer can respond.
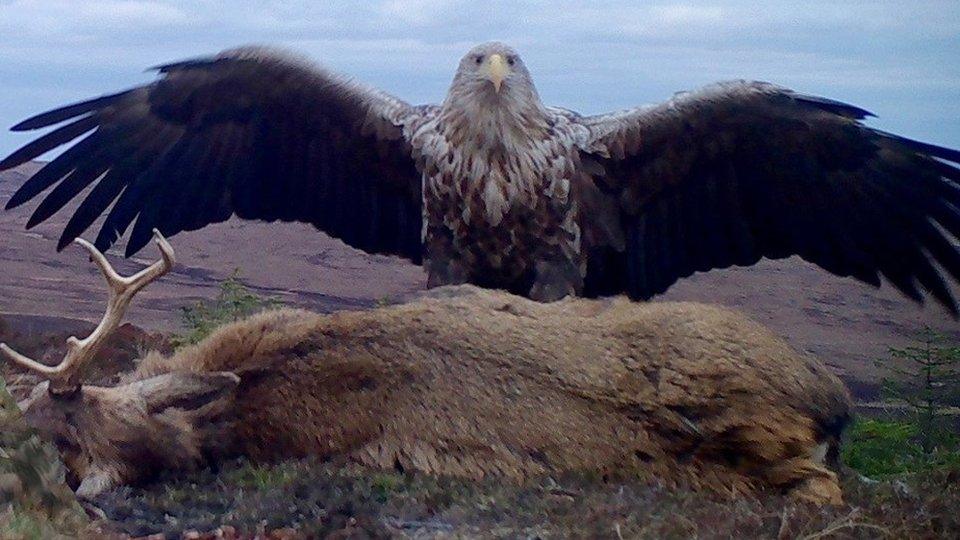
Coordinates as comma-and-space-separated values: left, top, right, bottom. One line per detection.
74, 457, 960, 538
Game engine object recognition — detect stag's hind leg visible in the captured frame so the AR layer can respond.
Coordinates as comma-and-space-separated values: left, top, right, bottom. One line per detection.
762, 443, 843, 505
690, 418, 844, 505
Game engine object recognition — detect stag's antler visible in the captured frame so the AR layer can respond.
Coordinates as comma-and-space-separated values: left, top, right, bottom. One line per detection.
1, 229, 175, 395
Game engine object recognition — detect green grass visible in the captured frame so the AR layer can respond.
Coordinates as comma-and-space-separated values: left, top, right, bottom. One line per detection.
172, 269, 281, 348
370, 472, 404, 502
842, 418, 960, 478
221, 461, 299, 490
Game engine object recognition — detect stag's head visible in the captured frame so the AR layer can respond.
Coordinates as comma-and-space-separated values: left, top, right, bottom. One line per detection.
3, 231, 240, 497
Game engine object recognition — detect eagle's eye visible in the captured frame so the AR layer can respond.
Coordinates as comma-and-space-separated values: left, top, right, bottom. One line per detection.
507, 56, 516, 66
474, 55, 484, 65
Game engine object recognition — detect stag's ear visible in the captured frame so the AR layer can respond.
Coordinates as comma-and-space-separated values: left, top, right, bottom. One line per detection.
76, 467, 119, 499
134, 372, 240, 414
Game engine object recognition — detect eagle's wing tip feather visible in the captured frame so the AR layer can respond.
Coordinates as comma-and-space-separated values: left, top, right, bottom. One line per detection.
10, 116, 50, 132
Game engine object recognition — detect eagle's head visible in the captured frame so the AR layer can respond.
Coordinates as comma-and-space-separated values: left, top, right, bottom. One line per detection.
443, 42, 547, 147
452, 42, 537, 99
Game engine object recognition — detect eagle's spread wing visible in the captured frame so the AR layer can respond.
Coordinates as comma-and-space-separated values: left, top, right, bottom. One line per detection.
580, 81, 960, 314
0, 47, 427, 262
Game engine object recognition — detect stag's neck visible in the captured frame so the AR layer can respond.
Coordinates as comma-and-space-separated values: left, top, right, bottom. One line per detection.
129, 309, 322, 381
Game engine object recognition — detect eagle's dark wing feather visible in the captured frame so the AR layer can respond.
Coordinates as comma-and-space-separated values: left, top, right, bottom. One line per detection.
0, 47, 426, 262
580, 81, 960, 314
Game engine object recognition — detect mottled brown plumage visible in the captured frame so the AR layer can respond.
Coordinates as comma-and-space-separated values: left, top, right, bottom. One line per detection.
3, 42, 960, 310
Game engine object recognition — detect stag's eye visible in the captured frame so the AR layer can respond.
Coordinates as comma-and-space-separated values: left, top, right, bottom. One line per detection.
64, 466, 81, 490
53, 433, 80, 451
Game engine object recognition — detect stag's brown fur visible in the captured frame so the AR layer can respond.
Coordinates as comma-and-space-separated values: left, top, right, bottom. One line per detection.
25, 285, 850, 504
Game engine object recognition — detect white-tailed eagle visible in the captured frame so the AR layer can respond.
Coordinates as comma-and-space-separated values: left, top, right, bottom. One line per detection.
3, 42, 960, 311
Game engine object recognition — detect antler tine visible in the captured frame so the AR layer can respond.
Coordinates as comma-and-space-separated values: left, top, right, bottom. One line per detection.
1, 229, 175, 394
75, 229, 175, 296
73, 237, 123, 292
0, 342, 65, 376
122, 229, 175, 294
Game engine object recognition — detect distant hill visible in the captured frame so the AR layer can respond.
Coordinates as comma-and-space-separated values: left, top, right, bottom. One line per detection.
1, 162, 957, 399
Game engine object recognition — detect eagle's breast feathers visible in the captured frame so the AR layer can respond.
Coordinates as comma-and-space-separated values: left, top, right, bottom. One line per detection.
414, 107, 592, 291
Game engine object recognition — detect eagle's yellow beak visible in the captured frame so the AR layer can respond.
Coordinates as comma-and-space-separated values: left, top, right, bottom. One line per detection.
486, 54, 509, 93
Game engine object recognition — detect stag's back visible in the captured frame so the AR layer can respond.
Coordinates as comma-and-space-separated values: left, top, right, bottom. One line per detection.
132, 286, 850, 500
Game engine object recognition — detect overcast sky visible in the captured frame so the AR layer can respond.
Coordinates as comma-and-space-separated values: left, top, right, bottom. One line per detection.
0, 0, 958, 158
